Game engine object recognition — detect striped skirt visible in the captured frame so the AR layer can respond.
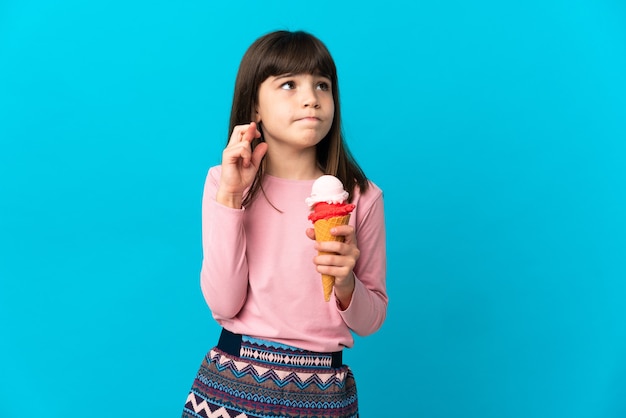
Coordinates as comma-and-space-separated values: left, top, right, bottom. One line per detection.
182, 329, 358, 418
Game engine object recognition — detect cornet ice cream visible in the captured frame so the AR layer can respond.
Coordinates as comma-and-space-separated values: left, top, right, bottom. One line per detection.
306, 175, 355, 302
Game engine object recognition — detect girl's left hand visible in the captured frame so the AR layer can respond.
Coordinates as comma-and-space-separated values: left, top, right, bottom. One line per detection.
306, 225, 360, 309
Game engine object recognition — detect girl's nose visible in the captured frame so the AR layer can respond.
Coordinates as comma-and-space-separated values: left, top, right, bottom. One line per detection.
303, 95, 321, 108
302, 87, 320, 108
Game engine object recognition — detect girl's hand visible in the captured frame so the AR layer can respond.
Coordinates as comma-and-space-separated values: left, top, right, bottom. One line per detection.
217, 122, 268, 208
306, 224, 360, 309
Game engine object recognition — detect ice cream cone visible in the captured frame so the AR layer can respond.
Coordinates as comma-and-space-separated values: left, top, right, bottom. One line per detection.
313, 214, 351, 301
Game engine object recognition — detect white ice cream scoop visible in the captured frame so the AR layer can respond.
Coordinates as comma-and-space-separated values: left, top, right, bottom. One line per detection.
305, 175, 349, 208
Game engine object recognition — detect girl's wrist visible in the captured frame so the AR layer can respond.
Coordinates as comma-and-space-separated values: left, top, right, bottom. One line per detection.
216, 190, 244, 208
335, 290, 353, 311
334, 275, 355, 310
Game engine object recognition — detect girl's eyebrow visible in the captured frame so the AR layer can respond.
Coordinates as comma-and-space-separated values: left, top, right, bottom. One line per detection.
273, 73, 295, 80
271, 73, 332, 84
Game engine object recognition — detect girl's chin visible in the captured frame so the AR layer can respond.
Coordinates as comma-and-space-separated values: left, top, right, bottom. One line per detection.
264, 133, 327, 148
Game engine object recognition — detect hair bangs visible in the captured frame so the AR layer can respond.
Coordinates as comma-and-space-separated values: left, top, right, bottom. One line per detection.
259, 32, 336, 80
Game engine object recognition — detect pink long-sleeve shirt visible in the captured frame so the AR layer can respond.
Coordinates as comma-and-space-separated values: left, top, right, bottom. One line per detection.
200, 166, 387, 353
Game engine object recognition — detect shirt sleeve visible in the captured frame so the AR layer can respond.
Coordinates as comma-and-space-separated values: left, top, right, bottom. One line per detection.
338, 186, 388, 335
199, 168, 250, 320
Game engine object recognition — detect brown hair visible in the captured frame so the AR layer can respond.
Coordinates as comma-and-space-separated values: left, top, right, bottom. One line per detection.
228, 30, 369, 207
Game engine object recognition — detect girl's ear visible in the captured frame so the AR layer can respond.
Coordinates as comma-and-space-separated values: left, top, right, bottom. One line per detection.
255, 109, 261, 123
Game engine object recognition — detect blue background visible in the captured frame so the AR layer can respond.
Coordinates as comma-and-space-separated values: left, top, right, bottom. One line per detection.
1, 0, 625, 417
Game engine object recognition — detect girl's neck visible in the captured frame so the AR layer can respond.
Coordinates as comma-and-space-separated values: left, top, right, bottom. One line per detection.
264, 149, 323, 180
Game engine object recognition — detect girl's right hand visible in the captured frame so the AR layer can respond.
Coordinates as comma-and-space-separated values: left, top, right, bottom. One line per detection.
216, 122, 268, 208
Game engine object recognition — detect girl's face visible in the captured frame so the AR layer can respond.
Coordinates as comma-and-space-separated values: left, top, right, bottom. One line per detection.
255, 73, 334, 152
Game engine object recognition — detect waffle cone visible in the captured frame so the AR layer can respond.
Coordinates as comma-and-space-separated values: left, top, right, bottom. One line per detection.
313, 214, 351, 302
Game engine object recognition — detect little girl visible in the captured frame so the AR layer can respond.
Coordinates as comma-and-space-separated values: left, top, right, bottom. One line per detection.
182, 30, 387, 418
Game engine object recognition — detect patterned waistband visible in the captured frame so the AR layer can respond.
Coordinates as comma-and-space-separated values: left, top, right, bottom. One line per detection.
217, 328, 343, 369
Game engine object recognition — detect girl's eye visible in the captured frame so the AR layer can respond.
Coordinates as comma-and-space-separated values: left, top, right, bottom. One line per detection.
280, 81, 296, 90
316, 81, 330, 91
